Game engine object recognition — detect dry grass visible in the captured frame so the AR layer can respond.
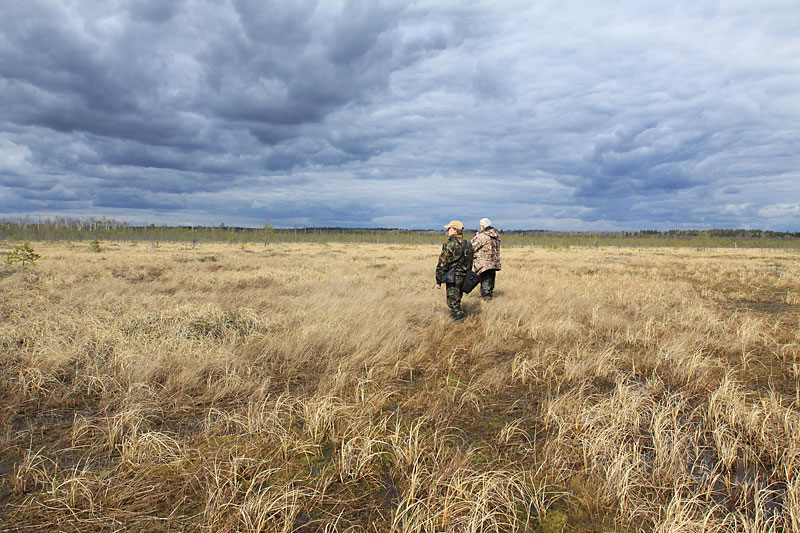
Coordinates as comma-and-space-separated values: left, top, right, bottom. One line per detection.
0, 241, 798, 531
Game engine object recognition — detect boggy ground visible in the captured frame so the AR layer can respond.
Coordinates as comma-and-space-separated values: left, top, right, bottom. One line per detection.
0, 241, 798, 532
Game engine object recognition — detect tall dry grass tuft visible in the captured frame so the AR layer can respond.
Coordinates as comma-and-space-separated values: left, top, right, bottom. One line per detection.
0, 241, 798, 530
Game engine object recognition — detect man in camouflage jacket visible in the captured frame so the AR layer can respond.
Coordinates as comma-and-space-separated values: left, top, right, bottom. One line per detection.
470, 218, 501, 299
435, 220, 474, 321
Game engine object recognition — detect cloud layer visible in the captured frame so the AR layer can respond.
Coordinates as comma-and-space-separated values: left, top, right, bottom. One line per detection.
2, 0, 799, 230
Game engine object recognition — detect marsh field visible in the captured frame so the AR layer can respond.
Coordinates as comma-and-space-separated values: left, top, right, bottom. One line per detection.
1, 241, 798, 532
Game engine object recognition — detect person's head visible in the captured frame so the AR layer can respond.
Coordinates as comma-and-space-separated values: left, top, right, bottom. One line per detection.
479, 217, 491, 230
444, 220, 464, 236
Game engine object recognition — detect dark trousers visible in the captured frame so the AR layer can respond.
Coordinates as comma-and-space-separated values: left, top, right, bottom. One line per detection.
478, 269, 496, 298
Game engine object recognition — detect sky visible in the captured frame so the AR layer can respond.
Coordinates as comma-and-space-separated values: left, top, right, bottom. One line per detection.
1, 1, 799, 231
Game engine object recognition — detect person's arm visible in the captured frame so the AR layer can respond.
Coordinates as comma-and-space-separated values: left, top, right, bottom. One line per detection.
435, 242, 450, 286
471, 232, 485, 252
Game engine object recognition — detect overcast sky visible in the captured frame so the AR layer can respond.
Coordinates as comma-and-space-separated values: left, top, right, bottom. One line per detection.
1, 1, 799, 230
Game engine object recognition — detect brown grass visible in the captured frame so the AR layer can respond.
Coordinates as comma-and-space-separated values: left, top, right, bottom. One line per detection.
0, 241, 798, 531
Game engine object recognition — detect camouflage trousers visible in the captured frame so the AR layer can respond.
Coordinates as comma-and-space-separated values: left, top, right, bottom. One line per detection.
445, 282, 464, 320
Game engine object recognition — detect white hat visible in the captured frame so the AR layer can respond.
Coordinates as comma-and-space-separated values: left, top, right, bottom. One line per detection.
480, 218, 491, 227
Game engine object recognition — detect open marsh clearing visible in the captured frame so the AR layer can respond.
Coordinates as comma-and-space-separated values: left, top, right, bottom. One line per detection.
1, 241, 798, 531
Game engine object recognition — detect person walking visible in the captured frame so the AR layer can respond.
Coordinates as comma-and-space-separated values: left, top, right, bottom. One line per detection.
471, 217, 501, 299
435, 220, 474, 321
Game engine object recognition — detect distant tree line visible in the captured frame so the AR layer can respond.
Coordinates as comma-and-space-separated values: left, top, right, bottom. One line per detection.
501, 228, 800, 239
1, 216, 798, 249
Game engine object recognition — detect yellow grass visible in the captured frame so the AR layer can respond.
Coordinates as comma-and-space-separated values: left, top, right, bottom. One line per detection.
0, 241, 798, 531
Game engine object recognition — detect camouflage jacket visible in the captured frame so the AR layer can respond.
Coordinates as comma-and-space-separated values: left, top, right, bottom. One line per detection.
471, 227, 501, 274
435, 236, 474, 284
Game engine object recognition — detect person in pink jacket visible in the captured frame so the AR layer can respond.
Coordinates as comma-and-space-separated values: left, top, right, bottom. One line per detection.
470, 218, 501, 299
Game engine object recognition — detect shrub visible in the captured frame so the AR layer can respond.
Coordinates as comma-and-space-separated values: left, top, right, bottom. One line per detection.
4, 242, 40, 268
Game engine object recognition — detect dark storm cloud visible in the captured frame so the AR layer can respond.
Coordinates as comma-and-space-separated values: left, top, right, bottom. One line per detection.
1, 1, 799, 230
576, 125, 710, 199
93, 189, 188, 211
